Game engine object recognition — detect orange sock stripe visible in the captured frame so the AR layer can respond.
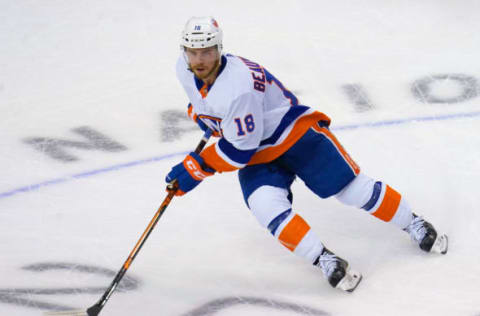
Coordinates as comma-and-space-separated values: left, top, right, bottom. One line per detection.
372, 185, 401, 222
312, 125, 361, 175
278, 214, 311, 251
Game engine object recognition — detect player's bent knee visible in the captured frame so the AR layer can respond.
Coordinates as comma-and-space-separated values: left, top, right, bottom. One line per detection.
336, 173, 375, 208
247, 185, 292, 228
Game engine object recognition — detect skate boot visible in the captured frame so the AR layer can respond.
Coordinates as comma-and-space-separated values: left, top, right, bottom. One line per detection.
314, 247, 362, 292
403, 213, 448, 254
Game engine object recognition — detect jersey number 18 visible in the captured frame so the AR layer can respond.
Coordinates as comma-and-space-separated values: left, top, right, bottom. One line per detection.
234, 114, 255, 136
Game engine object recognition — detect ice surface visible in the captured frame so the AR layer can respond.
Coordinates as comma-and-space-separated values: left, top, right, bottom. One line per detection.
1, 1, 480, 315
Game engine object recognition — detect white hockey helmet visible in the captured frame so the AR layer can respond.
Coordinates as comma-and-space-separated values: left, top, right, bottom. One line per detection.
180, 16, 223, 54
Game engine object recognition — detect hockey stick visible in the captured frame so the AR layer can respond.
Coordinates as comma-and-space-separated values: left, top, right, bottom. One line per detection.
44, 129, 212, 316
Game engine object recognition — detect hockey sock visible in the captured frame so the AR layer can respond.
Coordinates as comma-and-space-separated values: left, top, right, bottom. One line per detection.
336, 173, 413, 229
268, 209, 325, 263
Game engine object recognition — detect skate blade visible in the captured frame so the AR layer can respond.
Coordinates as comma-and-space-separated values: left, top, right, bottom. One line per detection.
43, 310, 87, 316
431, 234, 448, 255
336, 269, 362, 292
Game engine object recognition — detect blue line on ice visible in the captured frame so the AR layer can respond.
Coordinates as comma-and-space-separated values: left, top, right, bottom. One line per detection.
0, 153, 188, 200
1, 110, 479, 200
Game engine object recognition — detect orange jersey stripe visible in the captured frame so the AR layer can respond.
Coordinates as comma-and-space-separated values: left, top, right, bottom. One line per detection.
248, 112, 330, 165
278, 214, 311, 251
372, 185, 401, 222
200, 144, 239, 172
311, 124, 361, 175
201, 111, 331, 173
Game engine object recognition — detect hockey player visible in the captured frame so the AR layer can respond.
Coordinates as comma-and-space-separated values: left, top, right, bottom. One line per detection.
165, 16, 448, 292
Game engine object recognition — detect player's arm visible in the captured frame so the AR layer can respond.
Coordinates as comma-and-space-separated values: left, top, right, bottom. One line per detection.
165, 93, 262, 196
187, 103, 221, 137
164, 103, 217, 196
200, 92, 263, 172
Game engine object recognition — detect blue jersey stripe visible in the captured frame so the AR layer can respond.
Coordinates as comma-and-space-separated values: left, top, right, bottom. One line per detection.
259, 105, 309, 146
218, 138, 256, 165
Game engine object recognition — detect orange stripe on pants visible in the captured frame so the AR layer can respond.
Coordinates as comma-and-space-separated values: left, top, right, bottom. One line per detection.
372, 185, 401, 222
278, 214, 310, 251
312, 124, 361, 175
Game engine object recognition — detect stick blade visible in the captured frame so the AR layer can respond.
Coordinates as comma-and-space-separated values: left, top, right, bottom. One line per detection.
43, 310, 87, 316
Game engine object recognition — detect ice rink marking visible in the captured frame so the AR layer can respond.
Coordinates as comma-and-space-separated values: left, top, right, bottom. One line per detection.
1, 110, 479, 200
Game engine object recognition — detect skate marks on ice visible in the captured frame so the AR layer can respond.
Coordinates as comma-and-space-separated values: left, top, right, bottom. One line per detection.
181, 296, 329, 316
0, 262, 329, 315
0, 262, 139, 312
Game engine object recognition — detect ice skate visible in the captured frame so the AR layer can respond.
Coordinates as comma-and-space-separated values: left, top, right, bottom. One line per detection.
404, 213, 448, 254
314, 247, 362, 292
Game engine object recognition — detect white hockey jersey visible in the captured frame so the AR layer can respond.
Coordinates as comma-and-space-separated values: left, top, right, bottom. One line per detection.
176, 53, 330, 172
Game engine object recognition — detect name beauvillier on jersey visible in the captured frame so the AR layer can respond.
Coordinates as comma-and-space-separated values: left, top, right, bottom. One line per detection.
165, 16, 448, 292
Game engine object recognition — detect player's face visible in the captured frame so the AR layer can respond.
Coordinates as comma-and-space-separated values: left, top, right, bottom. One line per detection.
185, 46, 220, 81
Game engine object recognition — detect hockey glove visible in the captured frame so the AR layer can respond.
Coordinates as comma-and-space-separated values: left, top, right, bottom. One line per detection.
165, 152, 215, 196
